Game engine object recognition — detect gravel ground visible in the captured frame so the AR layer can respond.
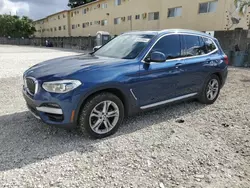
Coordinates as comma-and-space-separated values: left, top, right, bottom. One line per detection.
0, 45, 249, 188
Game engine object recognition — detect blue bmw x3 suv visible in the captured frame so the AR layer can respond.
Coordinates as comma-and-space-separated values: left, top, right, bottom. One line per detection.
23, 29, 228, 138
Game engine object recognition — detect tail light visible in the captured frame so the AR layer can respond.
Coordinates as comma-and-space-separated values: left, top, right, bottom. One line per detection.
223, 55, 229, 65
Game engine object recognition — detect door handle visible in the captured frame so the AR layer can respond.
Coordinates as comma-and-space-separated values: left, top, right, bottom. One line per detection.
175, 63, 184, 68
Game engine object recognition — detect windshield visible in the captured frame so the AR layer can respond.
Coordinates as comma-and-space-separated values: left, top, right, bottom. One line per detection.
94, 34, 155, 59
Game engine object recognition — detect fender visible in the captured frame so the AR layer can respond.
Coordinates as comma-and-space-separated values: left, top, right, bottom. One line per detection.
73, 82, 139, 123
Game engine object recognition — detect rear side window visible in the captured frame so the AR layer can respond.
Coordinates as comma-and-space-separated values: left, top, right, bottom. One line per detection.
202, 37, 217, 53
151, 35, 181, 60
183, 35, 207, 56
183, 35, 217, 57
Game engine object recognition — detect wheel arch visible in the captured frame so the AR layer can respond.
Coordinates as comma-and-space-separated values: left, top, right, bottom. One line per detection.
74, 85, 131, 124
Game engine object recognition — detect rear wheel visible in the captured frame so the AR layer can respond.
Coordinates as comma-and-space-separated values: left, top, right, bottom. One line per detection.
198, 74, 221, 104
78, 92, 124, 138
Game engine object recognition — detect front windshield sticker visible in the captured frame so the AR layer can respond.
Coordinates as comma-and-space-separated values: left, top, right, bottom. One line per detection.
135, 38, 150, 43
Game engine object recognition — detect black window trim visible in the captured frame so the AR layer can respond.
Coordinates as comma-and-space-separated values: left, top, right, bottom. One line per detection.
142, 33, 219, 63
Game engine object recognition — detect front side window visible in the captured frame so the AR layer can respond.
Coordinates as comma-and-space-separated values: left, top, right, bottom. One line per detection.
94, 34, 155, 59
150, 35, 181, 60
148, 12, 160, 20
168, 7, 182, 17
199, 1, 217, 13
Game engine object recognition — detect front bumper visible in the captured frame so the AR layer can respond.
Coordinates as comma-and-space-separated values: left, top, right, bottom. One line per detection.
23, 88, 78, 128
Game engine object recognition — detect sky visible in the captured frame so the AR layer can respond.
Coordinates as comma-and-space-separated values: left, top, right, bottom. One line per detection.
0, 0, 68, 20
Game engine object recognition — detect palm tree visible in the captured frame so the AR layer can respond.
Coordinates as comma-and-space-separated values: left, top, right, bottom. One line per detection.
234, 0, 250, 15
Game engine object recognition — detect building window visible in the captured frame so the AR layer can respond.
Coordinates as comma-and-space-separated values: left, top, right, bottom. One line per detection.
58, 15, 60, 19
168, 7, 182, 17
83, 8, 87, 14
71, 12, 73, 17
90, 22, 93, 25
115, 0, 121, 6
59, 26, 62, 31
101, 20, 108, 26
63, 25, 66, 30
135, 15, 140, 20
114, 17, 121, 25
148, 12, 159, 20
199, 1, 217, 14
78, 24, 80, 27
72, 25, 75, 29
128, 15, 132, 21
82, 22, 90, 28
54, 27, 57, 31
63, 14, 66, 18
102, 3, 108, 9
50, 28, 53, 32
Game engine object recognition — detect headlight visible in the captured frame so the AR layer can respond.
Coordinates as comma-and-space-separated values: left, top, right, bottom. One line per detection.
42, 80, 82, 93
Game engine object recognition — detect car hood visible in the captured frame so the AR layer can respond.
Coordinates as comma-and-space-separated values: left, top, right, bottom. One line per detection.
24, 54, 125, 80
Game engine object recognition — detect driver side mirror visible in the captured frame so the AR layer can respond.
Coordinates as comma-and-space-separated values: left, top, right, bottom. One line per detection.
145, 51, 166, 63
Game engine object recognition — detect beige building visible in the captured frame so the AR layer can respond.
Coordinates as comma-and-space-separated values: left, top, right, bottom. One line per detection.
34, 10, 70, 38
34, 0, 249, 38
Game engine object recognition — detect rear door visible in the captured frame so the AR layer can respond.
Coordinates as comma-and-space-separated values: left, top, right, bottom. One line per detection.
181, 34, 220, 93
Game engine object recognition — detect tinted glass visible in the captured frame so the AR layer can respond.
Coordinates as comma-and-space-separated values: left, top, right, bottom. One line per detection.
95, 34, 155, 59
168, 8, 175, 17
199, 3, 208, 13
184, 35, 206, 56
151, 35, 181, 60
208, 1, 217, 12
203, 37, 216, 53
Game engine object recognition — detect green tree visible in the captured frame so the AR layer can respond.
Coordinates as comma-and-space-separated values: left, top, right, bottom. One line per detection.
0, 14, 36, 38
68, 0, 94, 8
234, 0, 250, 15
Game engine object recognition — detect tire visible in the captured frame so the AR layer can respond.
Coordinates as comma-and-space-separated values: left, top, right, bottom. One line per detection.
198, 74, 221, 104
78, 92, 124, 139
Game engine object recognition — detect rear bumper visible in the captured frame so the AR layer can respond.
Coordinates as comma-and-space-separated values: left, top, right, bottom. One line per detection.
220, 67, 228, 88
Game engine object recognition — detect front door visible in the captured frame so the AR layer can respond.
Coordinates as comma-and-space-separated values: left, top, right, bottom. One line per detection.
134, 34, 187, 107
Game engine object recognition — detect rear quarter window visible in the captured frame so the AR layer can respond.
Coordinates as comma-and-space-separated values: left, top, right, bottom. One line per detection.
202, 37, 217, 53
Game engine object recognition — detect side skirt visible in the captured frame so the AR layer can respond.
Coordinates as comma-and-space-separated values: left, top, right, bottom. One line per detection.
140, 93, 198, 110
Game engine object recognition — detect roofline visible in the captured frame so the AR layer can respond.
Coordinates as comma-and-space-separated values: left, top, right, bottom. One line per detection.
34, 0, 104, 22
34, 10, 68, 22
69, 0, 105, 11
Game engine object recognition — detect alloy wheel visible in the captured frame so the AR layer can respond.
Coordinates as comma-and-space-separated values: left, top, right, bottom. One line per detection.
206, 79, 219, 101
89, 100, 119, 134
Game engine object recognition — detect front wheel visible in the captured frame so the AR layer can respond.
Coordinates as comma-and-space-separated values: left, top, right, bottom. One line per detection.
198, 74, 221, 104
78, 92, 124, 139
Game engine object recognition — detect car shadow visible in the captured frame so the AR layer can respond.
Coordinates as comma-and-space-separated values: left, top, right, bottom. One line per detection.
241, 79, 250, 83
0, 100, 205, 172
